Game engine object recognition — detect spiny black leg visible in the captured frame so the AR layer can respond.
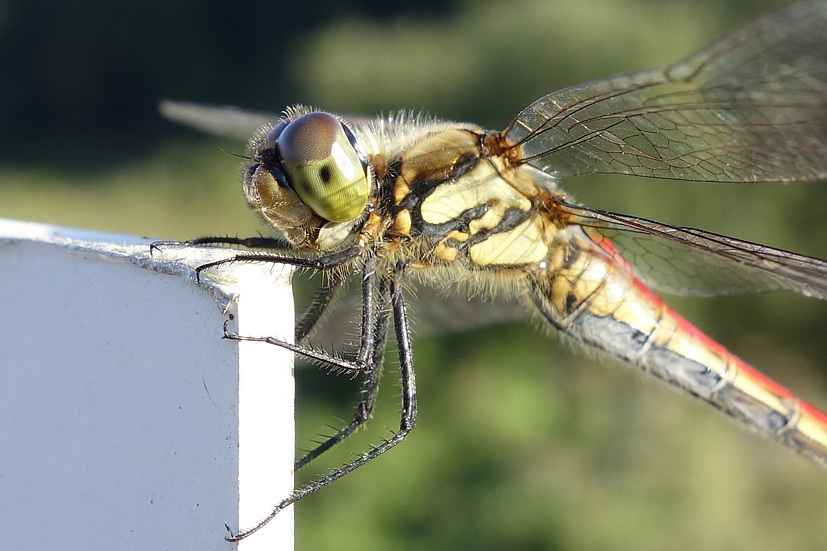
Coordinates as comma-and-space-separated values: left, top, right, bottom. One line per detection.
151, 235, 360, 276
389, 260, 417, 435
225, 253, 385, 469
194, 246, 361, 276
223, 330, 366, 375
226, 261, 417, 542
224, 252, 376, 374
159, 236, 350, 342
294, 271, 391, 469
150, 235, 290, 254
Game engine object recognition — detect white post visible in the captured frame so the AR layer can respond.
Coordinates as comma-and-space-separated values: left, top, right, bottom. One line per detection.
0, 218, 294, 551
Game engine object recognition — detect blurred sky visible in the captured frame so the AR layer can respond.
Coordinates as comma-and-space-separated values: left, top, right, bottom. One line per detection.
0, 0, 797, 149
2, 1, 826, 550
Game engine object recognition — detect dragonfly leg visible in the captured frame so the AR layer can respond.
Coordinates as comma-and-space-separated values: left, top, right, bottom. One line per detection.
294, 269, 391, 469
230, 254, 389, 468
150, 235, 361, 276
150, 235, 291, 254
194, 246, 361, 276
291, 255, 386, 469
225, 260, 417, 542
152, 235, 354, 341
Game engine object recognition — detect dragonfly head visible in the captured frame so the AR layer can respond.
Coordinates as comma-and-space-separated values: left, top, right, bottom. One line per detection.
243, 109, 371, 247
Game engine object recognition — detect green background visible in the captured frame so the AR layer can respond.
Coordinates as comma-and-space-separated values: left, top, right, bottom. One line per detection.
2, 0, 826, 549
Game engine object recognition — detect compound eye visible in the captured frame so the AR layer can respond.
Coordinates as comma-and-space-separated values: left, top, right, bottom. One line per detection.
264, 120, 288, 144
278, 112, 369, 222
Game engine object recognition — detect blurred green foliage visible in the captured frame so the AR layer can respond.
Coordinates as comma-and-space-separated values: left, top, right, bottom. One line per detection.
1, 0, 826, 549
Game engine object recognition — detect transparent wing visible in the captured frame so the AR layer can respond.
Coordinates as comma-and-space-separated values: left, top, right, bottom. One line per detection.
159, 99, 281, 141
555, 200, 827, 299
159, 99, 384, 141
506, 0, 827, 183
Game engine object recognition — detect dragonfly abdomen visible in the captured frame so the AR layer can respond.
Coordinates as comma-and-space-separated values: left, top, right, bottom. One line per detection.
531, 225, 827, 464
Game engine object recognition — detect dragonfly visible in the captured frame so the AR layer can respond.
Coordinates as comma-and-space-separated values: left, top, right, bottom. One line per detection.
159, 0, 827, 541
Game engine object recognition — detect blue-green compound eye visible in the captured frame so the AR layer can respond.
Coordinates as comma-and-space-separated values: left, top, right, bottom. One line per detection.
278, 112, 369, 222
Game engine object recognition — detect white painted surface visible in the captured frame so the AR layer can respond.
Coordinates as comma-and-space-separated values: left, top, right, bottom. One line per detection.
233, 264, 295, 550
0, 218, 294, 551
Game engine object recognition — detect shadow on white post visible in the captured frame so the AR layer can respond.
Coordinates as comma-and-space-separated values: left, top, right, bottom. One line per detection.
0, 218, 294, 551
